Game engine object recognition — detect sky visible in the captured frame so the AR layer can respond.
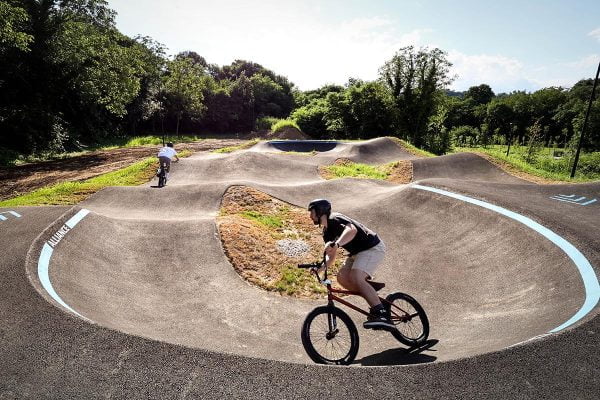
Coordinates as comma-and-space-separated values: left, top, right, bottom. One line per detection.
107, 0, 600, 94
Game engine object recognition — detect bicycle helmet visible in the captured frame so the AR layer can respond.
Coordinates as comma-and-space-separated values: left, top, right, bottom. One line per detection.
167, 142, 174, 148
308, 199, 331, 224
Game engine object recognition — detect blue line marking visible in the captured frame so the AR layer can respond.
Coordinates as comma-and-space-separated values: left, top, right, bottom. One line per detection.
0, 210, 21, 221
37, 209, 91, 320
582, 199, 597, 206
65, 209, 89, 228
412, 184, 600, 333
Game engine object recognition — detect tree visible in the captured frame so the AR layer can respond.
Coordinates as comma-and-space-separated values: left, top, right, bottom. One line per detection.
0, 2, 33, 53
466, 84, 495, 105
161, 56, 207, 134
379, 46, 454, 147
485, 100, 515, 146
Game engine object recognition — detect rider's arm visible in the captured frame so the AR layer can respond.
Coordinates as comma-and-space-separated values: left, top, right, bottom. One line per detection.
334, 224, 357, 247
323, 224, 357, 270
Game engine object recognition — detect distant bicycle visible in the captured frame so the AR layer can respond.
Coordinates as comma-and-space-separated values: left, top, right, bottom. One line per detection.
156, 160, 168, 188
298, 254, 429, 365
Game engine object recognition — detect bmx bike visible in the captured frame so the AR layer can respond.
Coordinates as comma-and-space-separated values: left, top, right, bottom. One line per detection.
156, 161, 168, 188
298, 255, 429, 365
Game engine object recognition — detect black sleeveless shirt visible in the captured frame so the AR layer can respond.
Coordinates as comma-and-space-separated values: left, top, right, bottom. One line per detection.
323, 212, 380, 255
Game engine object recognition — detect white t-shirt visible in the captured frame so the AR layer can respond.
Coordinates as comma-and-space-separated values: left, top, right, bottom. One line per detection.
157, 147, 177, 159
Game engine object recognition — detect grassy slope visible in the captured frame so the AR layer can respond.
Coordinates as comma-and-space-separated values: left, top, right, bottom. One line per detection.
0, 149, 192, 206
454, 145, 600, 183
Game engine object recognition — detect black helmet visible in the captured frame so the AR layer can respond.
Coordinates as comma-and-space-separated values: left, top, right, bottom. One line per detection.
167, 142, 174, 148
308, 199, 331, 221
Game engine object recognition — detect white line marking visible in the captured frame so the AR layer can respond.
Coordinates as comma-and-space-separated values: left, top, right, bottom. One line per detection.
413, 184, 600, 333
37, 209, 91, 321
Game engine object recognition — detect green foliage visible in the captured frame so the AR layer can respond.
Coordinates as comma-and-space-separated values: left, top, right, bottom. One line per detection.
424, 106, 452, 155
451, 125, 480, 147
256, 116, 279, 131
466, 84, 495, 105
454, 145, 600, 181
291, 99, 329, 138
291, 81, 394, 140
271, 119, 300, 133
161, 56, 207, 134
0, 2, 33, 53
380, 46, 454, 147
390, 138, 436, 157
274, 265, 314, 295
525, 120, 544, 163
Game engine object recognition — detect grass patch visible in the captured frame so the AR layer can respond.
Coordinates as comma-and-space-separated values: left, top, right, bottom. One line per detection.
389, 137, 436, 158
212, 139, 260, 153
240, 210, 284, 228
319, 159, 413, 183
271, 119, 301, 133
0, 149, 193, 206
454, 145, 600, 183
0, 157, 157, 206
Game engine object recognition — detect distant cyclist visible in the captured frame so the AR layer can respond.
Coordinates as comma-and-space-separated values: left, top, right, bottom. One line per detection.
308, 199, 393, 330
157, 142, 179, 183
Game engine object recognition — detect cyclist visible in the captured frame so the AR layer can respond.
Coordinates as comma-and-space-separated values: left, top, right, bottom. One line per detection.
308, 199, 393, 330
157, 142, 179, 184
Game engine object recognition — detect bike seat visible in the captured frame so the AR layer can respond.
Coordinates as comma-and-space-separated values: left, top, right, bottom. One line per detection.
367, 280, 385, 291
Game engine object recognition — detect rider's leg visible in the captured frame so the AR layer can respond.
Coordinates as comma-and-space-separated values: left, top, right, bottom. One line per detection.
348, 269, 381, 307
337, 259, 381, 307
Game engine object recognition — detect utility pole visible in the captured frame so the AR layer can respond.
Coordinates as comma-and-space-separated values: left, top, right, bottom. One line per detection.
570, 61, 600, 178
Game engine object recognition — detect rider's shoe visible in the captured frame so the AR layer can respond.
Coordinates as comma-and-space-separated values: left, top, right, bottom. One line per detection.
363, 308, 394, 331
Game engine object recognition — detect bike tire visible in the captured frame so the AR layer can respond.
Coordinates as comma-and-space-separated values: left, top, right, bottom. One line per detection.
301, 306, 359, 365
157, 166, 166, 187
384, 292, 429, 347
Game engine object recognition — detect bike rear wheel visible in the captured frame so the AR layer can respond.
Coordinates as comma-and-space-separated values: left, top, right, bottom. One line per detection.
157, 166, 166, 187
301, 306, 359, 365
384, 292, 429, 347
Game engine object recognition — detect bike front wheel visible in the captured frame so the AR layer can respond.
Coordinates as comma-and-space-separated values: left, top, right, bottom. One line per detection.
301, 306, 359, 365
385, 292, 429, 347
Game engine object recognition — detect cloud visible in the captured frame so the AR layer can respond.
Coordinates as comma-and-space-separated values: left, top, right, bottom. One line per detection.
448, 51, 532, 93
448, 51, 600, 93
588, 27, 600, 42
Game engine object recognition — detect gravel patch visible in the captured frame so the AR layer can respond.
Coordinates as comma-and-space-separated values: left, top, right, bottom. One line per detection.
276, 239, 311, 258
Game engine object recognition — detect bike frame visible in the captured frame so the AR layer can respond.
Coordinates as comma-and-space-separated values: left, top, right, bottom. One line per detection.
311, 268, 415, 323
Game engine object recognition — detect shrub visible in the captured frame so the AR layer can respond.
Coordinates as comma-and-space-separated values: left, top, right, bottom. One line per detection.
451, 126, 480, 147
291, 99, 329, 138
271, 119, 300, 133
256, 116, 279, 131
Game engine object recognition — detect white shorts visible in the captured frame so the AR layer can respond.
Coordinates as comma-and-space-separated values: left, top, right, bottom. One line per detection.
341, 240, 386, 278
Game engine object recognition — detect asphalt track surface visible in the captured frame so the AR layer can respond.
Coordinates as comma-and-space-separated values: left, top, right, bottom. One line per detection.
1, 138, 599, 399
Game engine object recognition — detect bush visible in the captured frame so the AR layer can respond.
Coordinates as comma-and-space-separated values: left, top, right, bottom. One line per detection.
256, 116, 279, 131
291, 100, 329, 138
451, 126, 480, 147
271, 119, 300, 133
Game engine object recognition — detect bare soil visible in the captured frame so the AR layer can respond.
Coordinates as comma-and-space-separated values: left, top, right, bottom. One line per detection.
0, 139, 247, 201
217, 186, 345, 298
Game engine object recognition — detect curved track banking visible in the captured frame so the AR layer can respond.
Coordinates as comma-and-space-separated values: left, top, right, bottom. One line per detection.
1, 137, 599, 399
